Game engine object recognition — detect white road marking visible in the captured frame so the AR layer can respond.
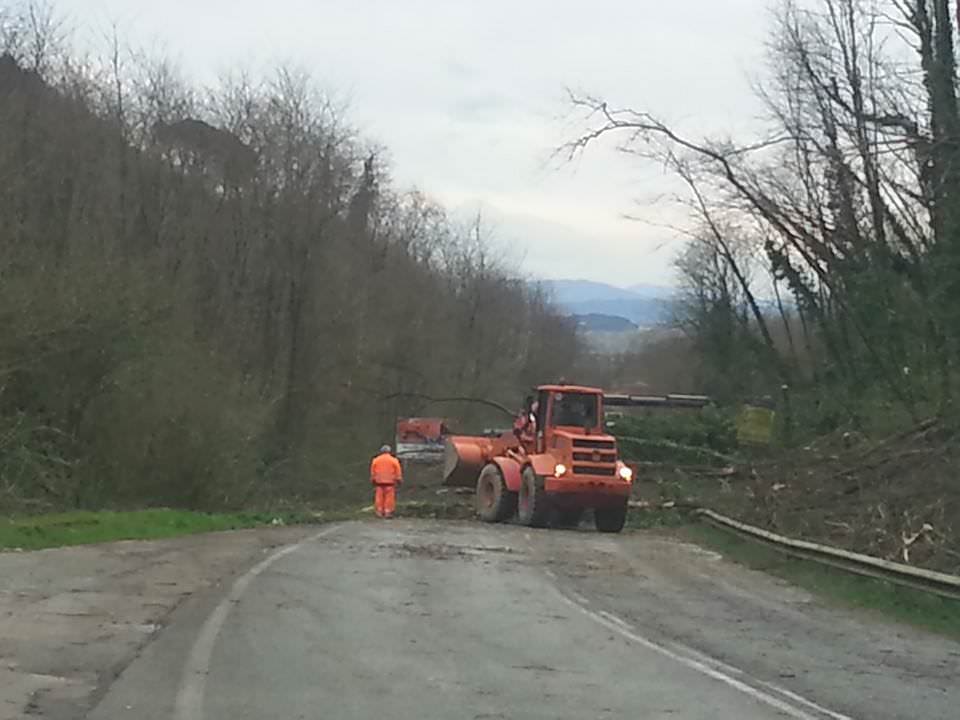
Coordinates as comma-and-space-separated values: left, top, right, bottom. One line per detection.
554, 589, 856, 720
174, 526, 341, 720
597, 610, 632, 630
667, 640, 750, 678
669, 638, 854, 720
759, 681, 856, 720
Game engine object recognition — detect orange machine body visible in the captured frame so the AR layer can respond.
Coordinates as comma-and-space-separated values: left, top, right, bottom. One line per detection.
442, 385, 632, 512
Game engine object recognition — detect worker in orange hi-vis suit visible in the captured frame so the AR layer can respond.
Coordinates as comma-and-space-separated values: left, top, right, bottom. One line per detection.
370, 445, 403, 519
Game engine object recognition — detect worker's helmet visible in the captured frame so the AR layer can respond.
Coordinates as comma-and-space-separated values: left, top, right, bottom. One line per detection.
380, 444, 392, 454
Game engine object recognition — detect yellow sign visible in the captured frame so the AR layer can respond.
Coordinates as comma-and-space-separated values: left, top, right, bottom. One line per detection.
736, 405, 775, 445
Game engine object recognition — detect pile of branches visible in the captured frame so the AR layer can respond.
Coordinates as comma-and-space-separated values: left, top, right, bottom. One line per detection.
724, 420, 958, 574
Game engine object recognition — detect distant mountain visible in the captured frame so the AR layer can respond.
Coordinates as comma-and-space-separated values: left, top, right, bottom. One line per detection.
564, 298, 671, 326
626, 283, 675, 300
537, 279, 675, 328
542, 279, 642, 303
571, 313, 639, 332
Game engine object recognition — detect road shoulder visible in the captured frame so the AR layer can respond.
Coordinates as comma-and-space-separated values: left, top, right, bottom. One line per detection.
0, 526, 316, 720
529, 526, 960, 720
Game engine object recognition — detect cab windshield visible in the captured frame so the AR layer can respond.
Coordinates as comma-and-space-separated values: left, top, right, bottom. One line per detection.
550, 392, 599, 428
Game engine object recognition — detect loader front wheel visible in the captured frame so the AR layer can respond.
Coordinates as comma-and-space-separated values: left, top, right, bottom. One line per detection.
517, 466, 550, 528
476, 464, 516, 523
594, 501, 628, 533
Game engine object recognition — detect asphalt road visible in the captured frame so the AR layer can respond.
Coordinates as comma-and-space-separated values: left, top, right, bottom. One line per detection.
88, 520, 959, 720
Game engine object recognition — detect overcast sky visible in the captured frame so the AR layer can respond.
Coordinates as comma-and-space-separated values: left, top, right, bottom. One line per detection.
56, 0, 770, 287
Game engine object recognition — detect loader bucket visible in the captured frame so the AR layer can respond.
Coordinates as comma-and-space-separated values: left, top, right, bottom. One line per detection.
442, 436, 492, 487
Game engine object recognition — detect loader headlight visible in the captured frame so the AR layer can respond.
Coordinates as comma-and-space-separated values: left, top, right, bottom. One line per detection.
554, 463, 568, 478
618, 464, 633, 482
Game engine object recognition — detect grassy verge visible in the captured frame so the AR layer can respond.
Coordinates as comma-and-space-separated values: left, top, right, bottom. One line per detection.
682, 521, 960, 640
0, 508, 353, 551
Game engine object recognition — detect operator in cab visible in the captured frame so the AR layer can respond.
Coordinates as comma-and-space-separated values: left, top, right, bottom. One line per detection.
370, 444, 403, 519
552, 392, 594, 428
513, 395, 537, 445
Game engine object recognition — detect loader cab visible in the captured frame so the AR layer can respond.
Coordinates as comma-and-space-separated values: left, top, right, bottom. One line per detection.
551, 392, 599, 429
533, 385, 605, 452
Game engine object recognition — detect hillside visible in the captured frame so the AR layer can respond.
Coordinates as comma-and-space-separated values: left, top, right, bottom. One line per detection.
615, 414, 959, 575
571, 313, 639, 332
0, 45, 580, 513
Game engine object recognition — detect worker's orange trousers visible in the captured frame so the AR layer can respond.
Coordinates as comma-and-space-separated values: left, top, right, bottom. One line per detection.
374, 484, 397, 518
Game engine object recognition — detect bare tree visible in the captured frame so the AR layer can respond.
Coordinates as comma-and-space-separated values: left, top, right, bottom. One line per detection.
0, 15, 583, 511
563, 0, 959, 422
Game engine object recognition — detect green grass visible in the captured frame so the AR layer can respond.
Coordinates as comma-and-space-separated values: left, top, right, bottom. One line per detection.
684, 522, 960, 640
0, 509, 333, 551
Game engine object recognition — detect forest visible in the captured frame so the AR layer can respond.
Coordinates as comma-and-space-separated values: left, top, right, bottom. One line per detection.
0, 2, 581, 511
571, 0, 960, 438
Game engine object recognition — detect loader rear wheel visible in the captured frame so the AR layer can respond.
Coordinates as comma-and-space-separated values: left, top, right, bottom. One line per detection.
476, 464, 516, 523
517, 466, 550, 528
594, 501, 628, 533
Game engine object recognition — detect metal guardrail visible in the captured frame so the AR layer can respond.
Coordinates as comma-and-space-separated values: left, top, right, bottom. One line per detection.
695, 509, 960, 602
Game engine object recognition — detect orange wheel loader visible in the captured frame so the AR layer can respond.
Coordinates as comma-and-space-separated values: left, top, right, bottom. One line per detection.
442, 384, 635, 532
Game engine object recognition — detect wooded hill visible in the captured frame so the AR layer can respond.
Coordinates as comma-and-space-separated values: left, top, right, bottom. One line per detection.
0, 6, 580, 512
571, 0, 960, 434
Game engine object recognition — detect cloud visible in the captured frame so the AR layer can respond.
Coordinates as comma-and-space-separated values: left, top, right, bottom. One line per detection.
441, 192, 687, 286
447, 92, 515, 123
58, 0, 770, 284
